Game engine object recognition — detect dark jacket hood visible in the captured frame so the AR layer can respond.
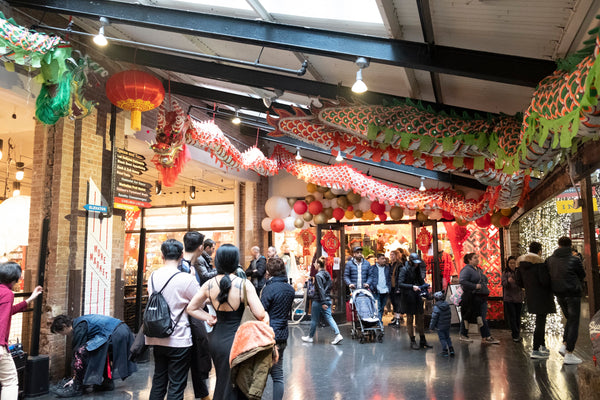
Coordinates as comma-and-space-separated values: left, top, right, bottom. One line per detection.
517, 253, 544, 269
436, 300, 450, 311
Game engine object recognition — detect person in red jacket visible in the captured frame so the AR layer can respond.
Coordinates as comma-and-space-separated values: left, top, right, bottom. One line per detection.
0, 262, 42, 400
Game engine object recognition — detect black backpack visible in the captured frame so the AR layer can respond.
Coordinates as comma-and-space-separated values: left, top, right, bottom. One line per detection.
144, 272, 185, 338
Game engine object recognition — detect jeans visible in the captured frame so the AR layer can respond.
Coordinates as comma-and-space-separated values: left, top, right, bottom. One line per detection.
533, 313, 547, 350
309, 300, 340, 337
375, 292, 389, 321
437, 328, 453, 349
504, 301, 522, 339
557, 296, 581, 352
149, 346, 191, 400
270, 342, 286, 400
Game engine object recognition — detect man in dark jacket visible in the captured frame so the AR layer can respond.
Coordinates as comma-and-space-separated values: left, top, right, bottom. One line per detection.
516, 241, 555, 359
343, 246, 375, 291
372, 253, 391, 322
261, 257, 295, 400
196, 238, 217, 285
397, 253, 432, 350
546, 236, 586, 365
246, 246, 267, 291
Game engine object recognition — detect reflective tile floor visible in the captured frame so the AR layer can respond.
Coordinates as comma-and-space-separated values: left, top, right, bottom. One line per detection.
38, 313, 592, 400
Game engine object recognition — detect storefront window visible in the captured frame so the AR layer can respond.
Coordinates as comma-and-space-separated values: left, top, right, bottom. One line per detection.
143, 207, 188, 230
191, 204, 234, 227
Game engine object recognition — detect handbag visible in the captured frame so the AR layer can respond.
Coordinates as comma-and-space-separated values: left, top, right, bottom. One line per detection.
129, 324, 149, 362
449, 286, 463, 306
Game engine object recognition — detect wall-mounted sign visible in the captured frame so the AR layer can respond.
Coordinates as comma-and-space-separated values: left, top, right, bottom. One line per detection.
114, 148, 151, 209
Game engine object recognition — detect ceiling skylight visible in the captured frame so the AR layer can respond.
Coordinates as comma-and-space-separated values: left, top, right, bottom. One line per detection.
259, 0, 384, 24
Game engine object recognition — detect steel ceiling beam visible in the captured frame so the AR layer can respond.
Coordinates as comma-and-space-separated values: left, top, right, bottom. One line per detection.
9, 0, 556, 86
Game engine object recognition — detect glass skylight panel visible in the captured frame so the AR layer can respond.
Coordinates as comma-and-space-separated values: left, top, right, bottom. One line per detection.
259, 0, 383, 24
154, 0, 252, 11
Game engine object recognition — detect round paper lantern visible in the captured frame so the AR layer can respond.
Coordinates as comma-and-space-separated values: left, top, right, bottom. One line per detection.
347, 192, 362, 204
323, 207, 334, 219
261, 217, 273, 231
345, 210, 354, 220
358, 198, 371, 212
354, 210, 363, 218
455, 218, 468, 226
379, 213, 388, 222
271, 218, 285, 233
294, 218, 305, 229
308, 200, 323, 215
476, 214, 491, 228
500, 216, 511, 227
336, 196, 349, 209
305, 194, 315, 204
442, 211, 454, 220
303, 212, 313, 222
347, 205, 354, 211
316, 186, 329, 193
370, 202, 385, 215
307, 183, 317, 193
106, 70, 165, 131
314, 212, 328, 224
390, 206, 404, 220
364, 210, 375, 220
501, 208, 513, 217
265, 196, 292, 219
293, 200, 308, 215
491, 212, 503, 227
324, 190, 336, 200
332, 207, 345, 221
417, 212, 428, 222
284, 216, 296, 231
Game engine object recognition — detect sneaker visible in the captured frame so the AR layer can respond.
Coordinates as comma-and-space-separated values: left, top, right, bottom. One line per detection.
440, 349, 449, 357
531, 350, 549, 359
563, 353, 582, 365
331, 334, 343, 345
449, 346, 455, 356
512, 336, 522, 343
55, 385, 84, 398
558, 344, 566, 357
301, 336, 313, 343
459, 335, 473, 343
389, 317, 397, 324
481, 336, 500, 344
539, 345, 550, 355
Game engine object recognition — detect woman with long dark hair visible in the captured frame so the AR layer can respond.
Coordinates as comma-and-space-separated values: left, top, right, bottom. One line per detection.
187, 244, 266, 400
502, 255, 524, 342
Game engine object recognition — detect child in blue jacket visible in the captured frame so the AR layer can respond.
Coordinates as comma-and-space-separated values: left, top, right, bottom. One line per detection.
430, 291, 454, 356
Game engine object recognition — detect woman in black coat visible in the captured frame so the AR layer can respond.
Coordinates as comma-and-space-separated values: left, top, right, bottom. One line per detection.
397, 253, 431, 350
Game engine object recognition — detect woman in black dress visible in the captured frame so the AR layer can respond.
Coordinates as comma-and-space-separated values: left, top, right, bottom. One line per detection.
187, 244, 266, 400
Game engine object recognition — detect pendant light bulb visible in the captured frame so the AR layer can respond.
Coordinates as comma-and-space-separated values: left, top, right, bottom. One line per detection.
15, 162, 24, 181
295, 147, 302, 161
232, 109, 241, 125
352, 57, 369, 94
0, 139, 3, 160
335, 148, 343, 162
181, 200, 188, 214
93, 17, 109, 46
419, 177, 426, 192
189, 185, 196, 200
12, 181, 20, 197
155, 180, 162, 195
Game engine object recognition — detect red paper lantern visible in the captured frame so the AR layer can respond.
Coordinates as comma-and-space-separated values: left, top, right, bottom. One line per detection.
106, 70, 165, 131
370, 202, 385, 215
308, 200, 323, 215
346, 205, 354, 211
442, 211, 454, 220
379, 213, 388, 222
293, 200, 308, 215
500, 216, 511, 227
476, 214, 491, 228
271, 218, 285, 233
332, 207, 345, 221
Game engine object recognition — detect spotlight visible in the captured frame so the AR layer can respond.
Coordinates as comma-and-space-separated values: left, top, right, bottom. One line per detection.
419, 177, 426, 192
335, 147, 343, 163
12, 181, 20, 197
11, 113, 16, 120
93, 17, 109, 46
189, 185, 196, 200
231, 109, 241, 125
15, 162, 24, 181
351, 57, 370, 94
155, 180, 162, 195
295, 147, 302, 161
180, 200, 188, 214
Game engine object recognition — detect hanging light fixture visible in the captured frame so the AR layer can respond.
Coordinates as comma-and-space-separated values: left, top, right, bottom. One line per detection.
419, 177, 426, 192
0, 139, 3, 161
189, 185, 196, 200
15, 162, 24, 181
335, 147, 343, 162
155, 180, 162, 195
295, 147, 302, 161
180, 200, 188, 214
231, 109, 241, 125
351, 57, 370, 94
93, 17, 109, 46
12, 182, 20, 197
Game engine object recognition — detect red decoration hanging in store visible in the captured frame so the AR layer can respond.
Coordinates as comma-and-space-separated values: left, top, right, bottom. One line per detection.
417, 226, 432, 253
297, 229, 316, 256
320, 230, 340, 257
106, 70, 165, 131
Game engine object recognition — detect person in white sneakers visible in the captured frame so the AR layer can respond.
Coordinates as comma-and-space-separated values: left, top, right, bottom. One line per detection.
302, 257, 343, 345
546, 237, 586, 365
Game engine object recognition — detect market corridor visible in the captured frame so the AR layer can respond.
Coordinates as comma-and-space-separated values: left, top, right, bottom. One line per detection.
38, 313, 591, 400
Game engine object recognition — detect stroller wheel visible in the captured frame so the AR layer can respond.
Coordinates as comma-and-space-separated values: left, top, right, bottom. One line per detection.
359, 337, 365, 344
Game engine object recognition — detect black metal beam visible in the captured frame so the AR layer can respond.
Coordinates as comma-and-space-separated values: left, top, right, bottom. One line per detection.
9, 0, 556, 86
416, 0, 442, 104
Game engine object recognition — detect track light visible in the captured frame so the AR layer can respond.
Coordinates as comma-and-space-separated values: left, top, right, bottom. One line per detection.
155, 180, 162, 195
189, 185, 196, 200
15, 162, 24, 181
93, 17, 109, 46
180, 200, 188, 214
419, 177, 426, 192
295, 147, 302, 161
232, 109, 241, 125
351, 57, 370, 94
12, 181, 20, 197
335, 147, 343, 162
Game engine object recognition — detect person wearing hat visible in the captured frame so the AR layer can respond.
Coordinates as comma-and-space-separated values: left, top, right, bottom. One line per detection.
343, 246, 375, 292
430, 291, 454, 356
397, 253, 432, 350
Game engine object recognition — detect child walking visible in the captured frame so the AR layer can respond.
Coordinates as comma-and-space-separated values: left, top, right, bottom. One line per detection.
430, 291, 454, 356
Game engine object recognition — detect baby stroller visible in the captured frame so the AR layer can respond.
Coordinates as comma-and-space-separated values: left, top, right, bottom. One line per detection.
350, 289, 384, 343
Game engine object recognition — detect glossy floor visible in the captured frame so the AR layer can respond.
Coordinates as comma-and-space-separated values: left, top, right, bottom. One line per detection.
38, 314, 591, 400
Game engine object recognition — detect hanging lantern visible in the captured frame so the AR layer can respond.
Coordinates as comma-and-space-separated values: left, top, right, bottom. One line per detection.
106, 70, 165, 131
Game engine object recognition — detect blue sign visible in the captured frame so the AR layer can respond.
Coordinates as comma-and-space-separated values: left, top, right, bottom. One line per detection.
84, 204, 108, 213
